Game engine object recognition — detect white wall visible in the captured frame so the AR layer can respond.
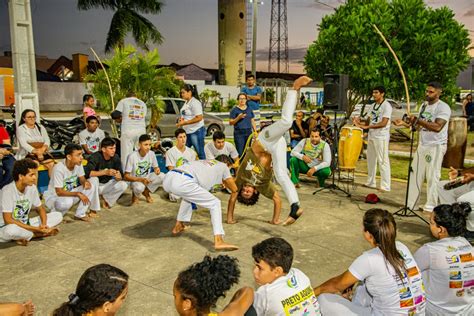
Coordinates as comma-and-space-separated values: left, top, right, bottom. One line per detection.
37, 81, 89, 112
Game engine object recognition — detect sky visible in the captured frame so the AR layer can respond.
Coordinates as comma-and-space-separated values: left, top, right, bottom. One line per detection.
0, 0, 473, 73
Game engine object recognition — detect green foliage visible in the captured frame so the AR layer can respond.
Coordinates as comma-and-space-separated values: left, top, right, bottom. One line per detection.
199, 89, 221, 108
210, 100, 223, 112
84, 45, 180, 127
77, 0, 164, 52
305, 0, 471, 113
263, 88, 276, 104
226, 98, 237, 111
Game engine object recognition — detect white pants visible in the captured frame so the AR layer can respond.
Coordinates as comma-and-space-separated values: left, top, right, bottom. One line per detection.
163, 171, 225, 236
318, 284, 372, 316
99, 179, 128, 206
0, 212, 63, 242
45, 177, 101, 218
407, 143, 447, 211
121, 128, 146, 168
438, 180, 474, 230
131, 173, 165, 196
366, 138, 391, 191
258, 90, 299, 205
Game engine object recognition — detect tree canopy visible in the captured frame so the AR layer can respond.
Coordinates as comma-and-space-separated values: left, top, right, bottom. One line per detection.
305, 0, 471, 111
77, 0, 164, 53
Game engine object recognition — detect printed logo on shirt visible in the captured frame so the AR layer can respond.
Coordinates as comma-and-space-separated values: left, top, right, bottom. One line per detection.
446, 255, 460, 264
85, 136, 100, 152
135, 160, 151, 177
63, 175, 80, 191
280, 285, 320, 316
127, 104, 145, 121
13, 199, 31, 224
425, 154, 432, 163
176, 157, 190, 167
460, 253, 473, 263
287, 275, 299, 289
449, 271, 462, 280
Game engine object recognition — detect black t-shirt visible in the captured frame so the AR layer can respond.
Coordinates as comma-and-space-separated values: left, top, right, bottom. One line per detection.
290, 120, 309, 140
84, 151, 123, 184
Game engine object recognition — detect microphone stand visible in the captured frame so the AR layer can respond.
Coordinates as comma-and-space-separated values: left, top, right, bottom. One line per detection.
393, 102, 429, 224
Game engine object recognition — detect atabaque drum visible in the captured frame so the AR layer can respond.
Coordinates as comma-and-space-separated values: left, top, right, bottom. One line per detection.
338, 126, 363, 170
442, 117, 467, 169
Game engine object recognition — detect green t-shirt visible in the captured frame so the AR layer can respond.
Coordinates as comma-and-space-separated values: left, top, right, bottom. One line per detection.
236, 148, 275, 199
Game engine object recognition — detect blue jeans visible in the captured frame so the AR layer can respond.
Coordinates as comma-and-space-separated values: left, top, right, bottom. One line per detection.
234, 128, 252, 157
186, 126, 206, 160
0, 154, 15, 189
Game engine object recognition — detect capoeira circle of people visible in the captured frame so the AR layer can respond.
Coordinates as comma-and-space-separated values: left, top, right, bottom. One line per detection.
163, 76, 313, 251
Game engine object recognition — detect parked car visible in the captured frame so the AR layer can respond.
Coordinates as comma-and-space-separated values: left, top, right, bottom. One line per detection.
146, 97, 225, 142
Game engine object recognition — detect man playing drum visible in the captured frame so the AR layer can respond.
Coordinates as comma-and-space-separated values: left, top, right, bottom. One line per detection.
394, 81, 451, 213
227, 76, 313, 226
353, 86, 392, 192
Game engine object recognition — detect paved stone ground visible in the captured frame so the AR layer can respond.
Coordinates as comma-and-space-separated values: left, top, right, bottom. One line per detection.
0, 174, 433, 315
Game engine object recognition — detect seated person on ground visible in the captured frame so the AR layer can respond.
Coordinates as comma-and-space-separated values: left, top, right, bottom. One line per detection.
84, 137, 128, 209
204, 130, 239, 168
252, 237, 321, 316
438, 166, 474, 240
414, 202, 474, 315
0, 158, 62, 246
165, 128, 197, 202
0, 123, 15, 190
79, 115, 105, 157
305, 109, 323, 132
0, 300, 35, 316
228, 76, 313, 226
316, 115, 333, 143
290, 129, 331, 188
53, 264, 128, 316
314, 208, 426, 315
16, 109, 54, 176
289, 111, 308, 148
44, 143, 100, 221
174, 255, 254, 316
163, 159, 239, 251
124, 134, 164, 205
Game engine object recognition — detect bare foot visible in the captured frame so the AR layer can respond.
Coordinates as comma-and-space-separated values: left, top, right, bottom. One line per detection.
145, 195, 154, 203
16, 239, 29, 246
131, 194, 140, 205
74, 216, 92, 222
282, 208, 304, 226
268, 219, 282, 225
101, 198, 111, 209
45, 227, 59, 237
172, 222, 190, 235
295, 183, 301, 188
88, 211, 100, 218
226, 219, 238, 224
214, 242, 239, 251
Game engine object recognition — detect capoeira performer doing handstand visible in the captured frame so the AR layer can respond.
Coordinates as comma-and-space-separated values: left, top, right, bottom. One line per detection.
163, 159, 239, 251
227, 76, 313, 226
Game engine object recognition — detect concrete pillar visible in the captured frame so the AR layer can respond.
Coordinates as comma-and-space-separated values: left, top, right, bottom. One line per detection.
8, 0, 40, 121
218, 0, 246, 86
72, 53, 89, 82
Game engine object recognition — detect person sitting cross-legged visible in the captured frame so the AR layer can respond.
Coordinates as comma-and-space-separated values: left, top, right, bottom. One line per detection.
124, 134, 164, 205
44, 143, 100, 221
290, 129, 331, 188
0, 158, 62, 246
84, 137, 128, 209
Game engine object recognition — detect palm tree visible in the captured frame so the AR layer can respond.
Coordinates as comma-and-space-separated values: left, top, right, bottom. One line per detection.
77, 0, 164, 53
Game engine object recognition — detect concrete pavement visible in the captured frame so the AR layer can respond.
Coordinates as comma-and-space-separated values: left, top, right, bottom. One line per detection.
0, 174, 434, 315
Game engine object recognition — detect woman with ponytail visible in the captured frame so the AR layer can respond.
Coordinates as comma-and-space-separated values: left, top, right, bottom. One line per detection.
314, 208, 426, 315
414, 202, 474, 315
53, 264, 128, 316
174, 255, 254, 316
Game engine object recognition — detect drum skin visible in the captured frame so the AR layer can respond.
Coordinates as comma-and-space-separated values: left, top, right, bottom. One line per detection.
338, 126, 363, 169
442, 117, 467, 169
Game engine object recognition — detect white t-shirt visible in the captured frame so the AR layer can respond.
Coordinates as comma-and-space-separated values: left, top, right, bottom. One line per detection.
180, 97, 204, 134
253, 268, 321, 316
125, 150, 158, 178
419, 100, 451, 146
46, 162, 85, 196
115, 97, 147, 130
414, 237, 474, 315
179, 160, 231, 191
349, 241, 426, 315
368, 100, 392, 140
0, 182, 41, 226
79, 128, 105, 153
165, 146, 197, 168
204, 141, 239, 160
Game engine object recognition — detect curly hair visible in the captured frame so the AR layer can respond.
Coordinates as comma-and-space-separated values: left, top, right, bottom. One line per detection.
175, 255, 240, 314
252, 237, 293, 273
237, 186, 260, 206
53, 264, 128, 316
434, 202, 472, 237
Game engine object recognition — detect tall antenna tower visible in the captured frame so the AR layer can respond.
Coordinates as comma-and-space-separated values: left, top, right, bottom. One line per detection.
268, 0, 289, 73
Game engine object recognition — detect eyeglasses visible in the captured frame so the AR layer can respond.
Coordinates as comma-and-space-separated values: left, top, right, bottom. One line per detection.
25, 116, 36, 119
238, 97, 247, 100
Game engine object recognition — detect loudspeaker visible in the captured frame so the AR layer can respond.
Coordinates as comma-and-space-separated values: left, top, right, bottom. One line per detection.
323, 74, 349, 111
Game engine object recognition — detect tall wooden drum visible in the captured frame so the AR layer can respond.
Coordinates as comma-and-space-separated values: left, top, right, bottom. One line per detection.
442, 117, 467, 169
338, 126, 363, 170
